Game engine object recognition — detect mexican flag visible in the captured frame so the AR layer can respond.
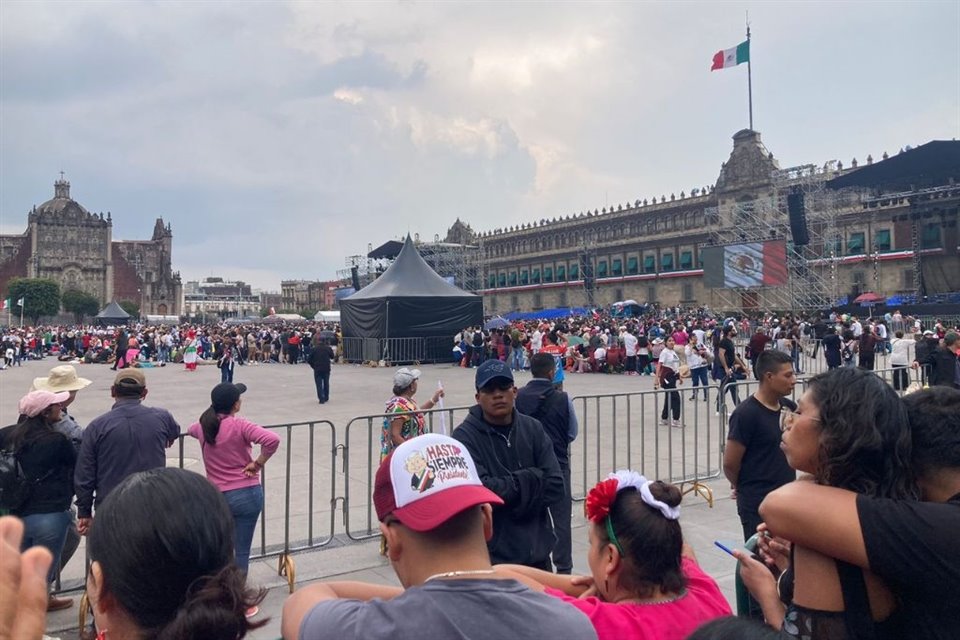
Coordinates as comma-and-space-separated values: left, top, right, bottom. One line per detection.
0, 299, 7, 311
711, 40, 749, 71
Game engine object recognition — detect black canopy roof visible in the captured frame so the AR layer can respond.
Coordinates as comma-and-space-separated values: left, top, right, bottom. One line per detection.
348, 234, 477, 299
96, 300, 130, 319
826, 140, 960, 191
340, 234, 483, 346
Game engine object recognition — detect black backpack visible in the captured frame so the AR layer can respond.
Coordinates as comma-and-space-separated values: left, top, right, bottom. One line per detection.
0, 446, 31, 512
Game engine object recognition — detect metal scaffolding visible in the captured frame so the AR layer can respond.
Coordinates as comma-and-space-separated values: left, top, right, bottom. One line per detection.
418, 238, 485, 292
707, 162, 845, 313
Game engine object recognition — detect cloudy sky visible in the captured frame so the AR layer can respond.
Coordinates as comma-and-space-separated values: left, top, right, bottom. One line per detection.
1, 1, 957, 291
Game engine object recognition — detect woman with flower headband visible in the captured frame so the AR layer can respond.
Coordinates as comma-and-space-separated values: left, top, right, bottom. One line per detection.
498, 470, 730, 639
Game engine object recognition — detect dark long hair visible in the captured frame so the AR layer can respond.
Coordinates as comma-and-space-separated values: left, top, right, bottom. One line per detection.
806, 368, 917, 499
199, 407, 222, 445
597, 481, 685, 597
7, 413, 56, 450
88, 468, 265, 640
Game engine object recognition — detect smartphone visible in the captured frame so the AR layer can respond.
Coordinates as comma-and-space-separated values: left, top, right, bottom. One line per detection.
714, 540, 761, 562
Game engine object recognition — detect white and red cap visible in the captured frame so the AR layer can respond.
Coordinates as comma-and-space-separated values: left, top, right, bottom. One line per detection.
373, 433, 503, 532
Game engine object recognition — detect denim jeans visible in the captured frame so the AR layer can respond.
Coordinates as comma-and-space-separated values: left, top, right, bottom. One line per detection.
222, 485, 263, 575
314, 369, 330, 403
689, 366, 709, 399
512, 347, 525, 371
21, 510, 71, 584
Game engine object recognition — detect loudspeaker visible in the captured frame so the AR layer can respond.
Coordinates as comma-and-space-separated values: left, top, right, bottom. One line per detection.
787, 189, 810, 246
350, 266, 361, 290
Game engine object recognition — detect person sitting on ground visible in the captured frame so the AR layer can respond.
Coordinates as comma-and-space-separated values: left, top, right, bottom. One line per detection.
82, 467, 266, 640
737, 367, 917, 638
281, 433, 598, 640
750, 387, 960, 640
499, 471, 731, 640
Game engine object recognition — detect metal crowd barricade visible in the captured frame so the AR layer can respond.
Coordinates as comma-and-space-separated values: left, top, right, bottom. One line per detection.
341, 405, 475, 540
175, 419, 338, 593
570, 384, 724, 509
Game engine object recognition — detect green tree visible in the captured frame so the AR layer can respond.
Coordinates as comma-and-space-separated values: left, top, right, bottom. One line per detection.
118, 300, 140, 318
6, 278, 60, 325
61, 289, 101, 324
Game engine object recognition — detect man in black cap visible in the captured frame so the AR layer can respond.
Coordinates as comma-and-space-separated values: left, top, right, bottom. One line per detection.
74, 369, 181, 535
452, 359, 564, 570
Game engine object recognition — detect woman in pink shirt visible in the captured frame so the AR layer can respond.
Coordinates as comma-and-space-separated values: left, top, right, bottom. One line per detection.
187, 382, 279, 612
501, 471, 731, 640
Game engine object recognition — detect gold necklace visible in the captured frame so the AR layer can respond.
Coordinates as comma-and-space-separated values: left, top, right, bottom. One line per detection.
424, 569, 497, 582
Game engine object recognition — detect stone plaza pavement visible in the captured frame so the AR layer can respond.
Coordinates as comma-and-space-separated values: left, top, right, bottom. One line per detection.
0, 356, 746, 639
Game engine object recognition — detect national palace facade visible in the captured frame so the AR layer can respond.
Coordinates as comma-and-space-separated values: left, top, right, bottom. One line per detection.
464, 130, 959, 314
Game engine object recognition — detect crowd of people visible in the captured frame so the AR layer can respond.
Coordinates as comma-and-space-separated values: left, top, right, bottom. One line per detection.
0, 323, 342, 371
1, 305, 958, 640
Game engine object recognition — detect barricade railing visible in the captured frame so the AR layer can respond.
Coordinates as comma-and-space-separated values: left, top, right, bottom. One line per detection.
341, 405, 475, 540
570, 385, 724, 508
341, 336, 455, 364
174, 419, 338, 593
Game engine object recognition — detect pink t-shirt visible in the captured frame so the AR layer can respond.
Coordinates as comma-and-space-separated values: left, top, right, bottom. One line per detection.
672, 330, 689, 345
545, 557, 732, 640
187, 415, 280, 493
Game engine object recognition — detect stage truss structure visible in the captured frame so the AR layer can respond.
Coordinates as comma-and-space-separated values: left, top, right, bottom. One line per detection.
706, 162, 848, 314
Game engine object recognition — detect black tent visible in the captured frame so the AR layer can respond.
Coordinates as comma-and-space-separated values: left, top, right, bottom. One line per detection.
95, 301, 131, 326
340, 235, 483, 363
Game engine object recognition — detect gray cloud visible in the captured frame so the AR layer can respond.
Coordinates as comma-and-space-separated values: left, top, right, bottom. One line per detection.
1, 0, 957, 291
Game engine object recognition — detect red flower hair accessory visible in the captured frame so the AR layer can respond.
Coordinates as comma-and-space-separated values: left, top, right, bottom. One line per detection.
585, 478, 620, 523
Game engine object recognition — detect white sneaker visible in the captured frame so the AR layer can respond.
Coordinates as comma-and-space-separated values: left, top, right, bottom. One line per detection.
671, 420, 684, 428
660, 418, 670, 426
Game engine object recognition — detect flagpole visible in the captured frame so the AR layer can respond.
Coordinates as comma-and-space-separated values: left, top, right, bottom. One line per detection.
746, 19, 753, 130
19, 301, 24, 328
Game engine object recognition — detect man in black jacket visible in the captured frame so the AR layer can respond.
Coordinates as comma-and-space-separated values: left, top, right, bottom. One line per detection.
307, 338, 335, 403
515, 353, 578, 574
914, 332, 960, 389
452, 359, 563, 570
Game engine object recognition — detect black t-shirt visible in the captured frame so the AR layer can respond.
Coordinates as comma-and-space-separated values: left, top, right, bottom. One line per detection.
857, 493, 960, 640
727, 395, 796, 514
719, 337, 736, 368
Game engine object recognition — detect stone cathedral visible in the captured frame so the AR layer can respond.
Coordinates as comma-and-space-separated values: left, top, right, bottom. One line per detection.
0, 178, 183, 316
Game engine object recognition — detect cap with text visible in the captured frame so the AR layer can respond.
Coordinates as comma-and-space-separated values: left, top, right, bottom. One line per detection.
373, 433, 503, 532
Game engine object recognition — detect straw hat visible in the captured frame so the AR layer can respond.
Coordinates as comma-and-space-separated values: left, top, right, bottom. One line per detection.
32, 365, 92, 393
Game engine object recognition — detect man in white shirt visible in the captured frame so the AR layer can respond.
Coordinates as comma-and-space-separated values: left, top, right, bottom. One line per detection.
530, 327, 543, 355
622, 329, 639, 376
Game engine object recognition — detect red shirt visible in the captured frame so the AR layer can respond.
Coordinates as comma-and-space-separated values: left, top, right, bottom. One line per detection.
545, 557, 731, 640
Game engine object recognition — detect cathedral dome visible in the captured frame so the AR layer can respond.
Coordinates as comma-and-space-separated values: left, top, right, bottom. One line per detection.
33, 178, 100, 222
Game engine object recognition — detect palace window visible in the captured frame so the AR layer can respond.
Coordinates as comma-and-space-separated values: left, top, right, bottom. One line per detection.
532, 269, 541, 284
498, 274, 506, 287
627, 256, 639, 275
520, 270, 529, 285
570, 263, 579, 279
847, 232, 865, 255
612, 259, 623, 276
509, 272, 518, 286
647, 286, 657, 302
682, 283, 694, 301
556, 265, 566, 280
489, 274, 497, 288
544, 267, 553, 282
922, 224, 942, 249
597, 260, 608, 277
558, 290, 568, 306
874, 229, 891, 252
614, 288, 623, 300
533, 293, 542, 309
680, 251, 693, 270
661, 253, 674, 271
644, 255, 656, 273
